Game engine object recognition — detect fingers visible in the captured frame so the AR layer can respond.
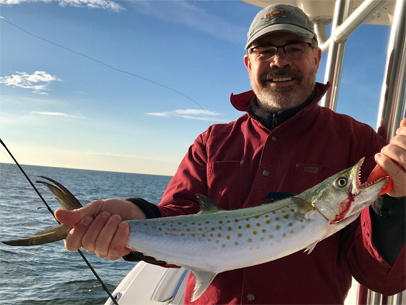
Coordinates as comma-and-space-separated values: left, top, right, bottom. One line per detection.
64, 212, 131, 260
376, 132, 406, 197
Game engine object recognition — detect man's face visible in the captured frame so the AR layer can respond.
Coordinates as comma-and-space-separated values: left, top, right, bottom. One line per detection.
244, 32, 322, 112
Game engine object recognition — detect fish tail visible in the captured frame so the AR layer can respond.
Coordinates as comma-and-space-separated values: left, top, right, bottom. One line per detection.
2, 224, 72, 246
3, 177, 81, 246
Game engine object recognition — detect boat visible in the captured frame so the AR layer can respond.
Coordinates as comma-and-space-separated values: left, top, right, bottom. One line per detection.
104, 0, 406, 304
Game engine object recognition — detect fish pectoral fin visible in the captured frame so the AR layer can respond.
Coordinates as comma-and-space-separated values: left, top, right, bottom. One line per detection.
303, 240, 319, 254
2, 224, 72, 246
196, 194, 223, 214
189, 269, 217, 302
291, 197, 314, 214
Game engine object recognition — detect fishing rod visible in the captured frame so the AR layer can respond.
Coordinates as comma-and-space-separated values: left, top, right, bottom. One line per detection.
0, 138, 119, 305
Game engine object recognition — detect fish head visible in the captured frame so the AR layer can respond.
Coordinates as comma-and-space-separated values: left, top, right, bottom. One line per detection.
306, 158, 389, 224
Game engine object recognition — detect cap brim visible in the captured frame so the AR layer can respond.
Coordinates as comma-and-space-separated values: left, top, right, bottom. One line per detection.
245, 24, 315, 49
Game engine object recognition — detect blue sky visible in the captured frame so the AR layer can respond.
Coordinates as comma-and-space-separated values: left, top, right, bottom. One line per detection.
0, 0, 391, 175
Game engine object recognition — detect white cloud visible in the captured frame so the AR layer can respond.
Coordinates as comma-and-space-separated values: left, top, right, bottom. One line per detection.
147, 108, 221, 121
0, 71, 61, 95
132, 0, 246, 44
31, 111, 85, 119
0, 0, 124, 12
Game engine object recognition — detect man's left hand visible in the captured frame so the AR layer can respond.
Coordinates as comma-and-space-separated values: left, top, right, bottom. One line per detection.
376, 118, 406, 198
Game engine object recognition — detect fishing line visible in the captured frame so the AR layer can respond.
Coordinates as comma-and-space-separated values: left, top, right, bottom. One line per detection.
0, 138, 119, 305
1, 17, 210, 122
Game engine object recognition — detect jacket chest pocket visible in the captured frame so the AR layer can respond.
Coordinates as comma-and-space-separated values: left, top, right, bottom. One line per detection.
207, 161, 244, 209
292, 163, 341, 193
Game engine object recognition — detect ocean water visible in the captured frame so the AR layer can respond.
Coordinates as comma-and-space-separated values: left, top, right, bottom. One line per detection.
0, 163, 172, 305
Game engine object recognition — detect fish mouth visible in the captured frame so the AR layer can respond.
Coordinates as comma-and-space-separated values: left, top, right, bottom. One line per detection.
350, 157, 389, 197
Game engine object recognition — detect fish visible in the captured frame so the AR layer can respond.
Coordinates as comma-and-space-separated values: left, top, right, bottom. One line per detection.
2, 158, 388, 302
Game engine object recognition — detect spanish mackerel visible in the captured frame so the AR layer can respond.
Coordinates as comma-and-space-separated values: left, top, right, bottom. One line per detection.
3, 158, 388, 302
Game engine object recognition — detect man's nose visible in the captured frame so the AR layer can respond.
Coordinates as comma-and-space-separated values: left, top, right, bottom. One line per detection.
269, 49, 291, 68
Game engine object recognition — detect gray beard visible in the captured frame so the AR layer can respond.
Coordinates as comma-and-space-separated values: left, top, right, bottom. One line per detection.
252, 67, 317, 112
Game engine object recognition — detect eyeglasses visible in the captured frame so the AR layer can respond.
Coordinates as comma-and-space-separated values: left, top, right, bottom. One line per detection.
248, 42, 316, 62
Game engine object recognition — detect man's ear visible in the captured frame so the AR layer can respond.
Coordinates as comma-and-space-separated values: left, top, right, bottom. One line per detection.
314, 48, 322, 71
244, 54, 252, 74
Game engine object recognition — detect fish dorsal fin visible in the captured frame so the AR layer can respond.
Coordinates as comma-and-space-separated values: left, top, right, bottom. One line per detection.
196, 194, 223, 214
291, 197, 315, 214
189, 269, 217, 302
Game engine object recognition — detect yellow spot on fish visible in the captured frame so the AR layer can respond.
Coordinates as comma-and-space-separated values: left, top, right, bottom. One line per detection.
170, 224, 173, 227
218, 234, 222, 237
284, 215, 290, 219
166, 228, 170, 231
253, 231, 257, 235
222, 244, 225, 248
272, 211, 276, 214
216, 240, 219, 243
208, 239, 211, 242
238, 233, 242, 238
211, 227, 215, 231
191, 222, 195, 225
205, 221, 210, 224
290, 230, 294, 234
225, 216, 228, 218
219, 221, 223, 224
282, 233, 286, 237
234, 219, 239, 223
266, 220, 271, 224
210, 234, 213, 237
228, 227, 232, 231
186, 228, 190, 232
299, 219, 303, 223
181, 234, 185, 236
227, 220, 231, 223
162, 223, 166, 226
226, 236, 231, 240
269, 234, 274, 239
165, 233, 168, 235
178, 222, 182, 225
246, 218, 250, 221
265, 215, 269, 218
234, 242, 239, 246
192, 234, 195, 237
238, 226, 242, 229
288, 223, 293, 227
275, 225, 281, 230
262, 229, 266, 233
276, 217, 280, 221
202, 234, 206, 237
198, 228, 202, 231
172, 228, 177, 231
255, 216, 260, 219
260, 237, 264, 241
159, 228, 162, 231
144, 224, 148, 226
198, 223, 201, 226
246, 224, 251, 229
256, 223, 261, 227
291, 209, 295, 212
248, 238, 252, 242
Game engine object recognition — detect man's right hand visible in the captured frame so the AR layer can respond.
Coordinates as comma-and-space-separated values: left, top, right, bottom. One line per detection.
55, 199, 146, 261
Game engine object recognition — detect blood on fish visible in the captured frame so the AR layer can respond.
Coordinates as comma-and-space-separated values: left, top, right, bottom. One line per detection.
330, 198, 353, 224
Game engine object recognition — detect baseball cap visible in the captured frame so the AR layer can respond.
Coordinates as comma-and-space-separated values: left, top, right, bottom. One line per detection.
245, 4, 316, 49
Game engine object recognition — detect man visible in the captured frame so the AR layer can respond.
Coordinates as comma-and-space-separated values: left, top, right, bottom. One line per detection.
56, 4, 406, 304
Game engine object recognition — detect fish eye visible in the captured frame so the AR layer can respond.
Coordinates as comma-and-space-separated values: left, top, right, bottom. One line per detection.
335, 177, 348, 188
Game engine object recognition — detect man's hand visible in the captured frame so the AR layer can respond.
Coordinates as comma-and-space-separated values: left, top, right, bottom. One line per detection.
55, 199, 146, 260
376, 118, 406, 198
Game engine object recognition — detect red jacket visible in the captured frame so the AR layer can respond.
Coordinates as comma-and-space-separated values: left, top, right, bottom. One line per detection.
156, 83, 405, 304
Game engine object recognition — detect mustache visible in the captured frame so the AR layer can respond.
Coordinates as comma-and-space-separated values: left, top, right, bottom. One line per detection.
260, 68, 303, 83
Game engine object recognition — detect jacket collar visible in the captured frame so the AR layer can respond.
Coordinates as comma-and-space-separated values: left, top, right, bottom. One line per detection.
230, 82, 331, 112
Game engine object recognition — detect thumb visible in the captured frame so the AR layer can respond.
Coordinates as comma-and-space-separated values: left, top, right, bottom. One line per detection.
55, 208, 91, 226
400, 118, 406, 128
